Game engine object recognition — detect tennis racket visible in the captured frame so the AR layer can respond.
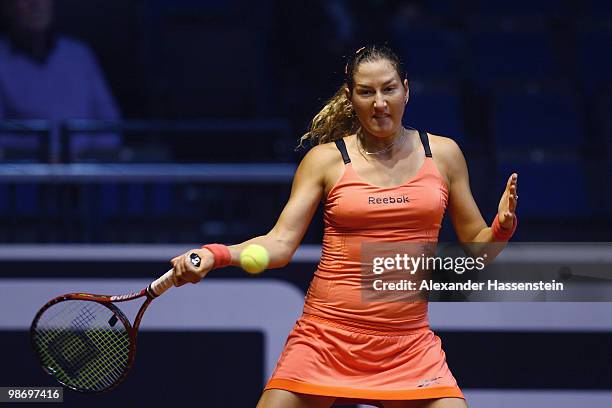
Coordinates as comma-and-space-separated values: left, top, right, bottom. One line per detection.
30, 252, 202, 393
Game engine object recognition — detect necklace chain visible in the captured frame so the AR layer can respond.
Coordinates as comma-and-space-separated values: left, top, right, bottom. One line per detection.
359, 128, 407, 155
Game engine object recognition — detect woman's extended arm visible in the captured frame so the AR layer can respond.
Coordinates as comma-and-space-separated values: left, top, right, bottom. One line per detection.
171, 145, 334, 285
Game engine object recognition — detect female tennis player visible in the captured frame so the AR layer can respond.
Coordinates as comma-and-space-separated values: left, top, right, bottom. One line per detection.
171, 45, 518, 408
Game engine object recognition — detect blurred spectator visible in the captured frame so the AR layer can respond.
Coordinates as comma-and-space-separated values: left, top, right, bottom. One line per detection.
0, 0, 120, 162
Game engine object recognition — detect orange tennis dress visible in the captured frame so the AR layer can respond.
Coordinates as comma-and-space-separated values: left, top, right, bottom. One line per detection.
265, 131, 464, 406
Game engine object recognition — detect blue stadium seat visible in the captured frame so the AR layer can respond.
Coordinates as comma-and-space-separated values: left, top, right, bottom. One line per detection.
0, 185, 8, 215
126, 185, 146, 216
15, 185, 39, 216
404, 82, 466, 145
585, 0, 612, 14
152, 184, 173, 216
148, 0, 237, 14
158, 25, 266, 117
100, 185, 120, 217
392, 26, 463, 80
605, 95, 612, 215
576, 29, 612, 93
607, 163, 612, 215
492, 87, 582, 151
422, 0, 460, 16
468, 30, 559, 88
596, 93, 612, 156
470, 0, 565, 16
498, 159, 590, 218
143, 0, 273, 118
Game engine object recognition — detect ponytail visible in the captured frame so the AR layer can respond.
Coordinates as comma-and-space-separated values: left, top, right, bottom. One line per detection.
298, 85, 359, 148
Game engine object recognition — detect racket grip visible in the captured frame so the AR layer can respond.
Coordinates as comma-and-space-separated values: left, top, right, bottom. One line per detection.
149, 269, 175, 297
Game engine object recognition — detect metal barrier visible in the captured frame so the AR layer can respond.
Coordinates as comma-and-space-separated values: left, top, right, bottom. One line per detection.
0, 120, 51, 163
59, 118, 292, 163
0, 163, 296, 182
0, 118, 292, 163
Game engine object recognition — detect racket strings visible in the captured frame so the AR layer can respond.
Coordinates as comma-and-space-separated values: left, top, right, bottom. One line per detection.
33, 300, 131, 392
38, 316, 120, 390
38, 302, 129, 391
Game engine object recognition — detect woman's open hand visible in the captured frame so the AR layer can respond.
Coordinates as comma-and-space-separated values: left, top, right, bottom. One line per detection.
497, 173, 518, 229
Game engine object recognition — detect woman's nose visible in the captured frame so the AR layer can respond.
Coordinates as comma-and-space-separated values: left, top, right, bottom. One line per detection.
373, 94, 387, 110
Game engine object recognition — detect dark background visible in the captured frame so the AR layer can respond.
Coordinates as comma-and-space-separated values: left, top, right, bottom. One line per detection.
0, 0, 610, 243
0, 1, 611, 407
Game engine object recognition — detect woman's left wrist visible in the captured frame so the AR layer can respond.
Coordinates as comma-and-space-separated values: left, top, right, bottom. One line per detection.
492, 214, 517, 241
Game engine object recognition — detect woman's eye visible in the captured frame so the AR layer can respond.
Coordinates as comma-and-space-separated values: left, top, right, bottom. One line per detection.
385, 87, 396, 93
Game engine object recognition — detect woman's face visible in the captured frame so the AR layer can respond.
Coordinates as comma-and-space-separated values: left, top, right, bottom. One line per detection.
348, 59, 408, 139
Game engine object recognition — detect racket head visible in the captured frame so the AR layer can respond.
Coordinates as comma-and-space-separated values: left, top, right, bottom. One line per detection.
30, 294, 137, 393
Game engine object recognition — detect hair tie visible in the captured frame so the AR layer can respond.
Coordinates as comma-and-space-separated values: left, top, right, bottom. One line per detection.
345, 46, 367, 76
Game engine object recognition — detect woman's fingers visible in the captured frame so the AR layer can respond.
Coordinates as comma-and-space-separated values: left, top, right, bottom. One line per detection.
171, 253, 192, 287
506, 173, 518, 190
510, 174, 518, 213
509, 185, 517, 213
170, 248, 213, 287
497, 173, 518, 229
172, 256, 186, 287
504, 173, 518, 213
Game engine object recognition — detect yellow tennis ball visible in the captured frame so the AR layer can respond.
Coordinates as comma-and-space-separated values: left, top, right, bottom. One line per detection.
240, 244, 269, 274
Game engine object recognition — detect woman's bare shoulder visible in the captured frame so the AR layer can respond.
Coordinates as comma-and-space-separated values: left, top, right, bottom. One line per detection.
296, 139, 343, 179
427, 133, 464, 163
297, 139, 345, 194
300, 140, 343, 164
426, 133, 467, 187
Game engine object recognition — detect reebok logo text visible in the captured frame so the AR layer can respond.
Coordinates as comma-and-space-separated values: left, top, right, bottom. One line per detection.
368, 196, 410, 205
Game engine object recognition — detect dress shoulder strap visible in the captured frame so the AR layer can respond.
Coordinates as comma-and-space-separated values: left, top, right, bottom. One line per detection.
418, 130, 432, 158
334, 138, 351, 164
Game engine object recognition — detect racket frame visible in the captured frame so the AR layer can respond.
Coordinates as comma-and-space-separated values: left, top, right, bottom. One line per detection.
30, 288, 155, 393
30, 254, 199, 393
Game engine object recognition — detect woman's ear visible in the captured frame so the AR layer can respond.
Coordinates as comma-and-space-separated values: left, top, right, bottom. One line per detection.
403, 79, 409, 104
344, 86, 351, 101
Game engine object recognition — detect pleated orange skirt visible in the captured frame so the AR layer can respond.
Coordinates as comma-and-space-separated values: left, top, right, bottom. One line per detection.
264, 314, 464, 407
